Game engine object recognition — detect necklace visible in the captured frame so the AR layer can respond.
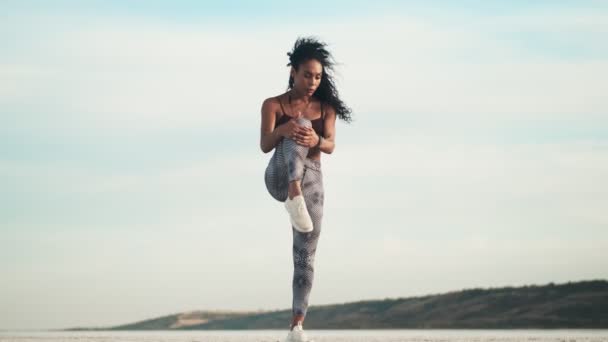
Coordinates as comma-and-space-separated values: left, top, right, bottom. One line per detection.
288, 90, 312, 118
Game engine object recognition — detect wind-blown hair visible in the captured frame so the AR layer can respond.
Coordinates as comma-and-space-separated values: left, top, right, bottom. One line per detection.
286, 36, 353, 123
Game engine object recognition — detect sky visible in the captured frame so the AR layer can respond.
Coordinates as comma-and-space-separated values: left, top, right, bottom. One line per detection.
1, 0, 607, 331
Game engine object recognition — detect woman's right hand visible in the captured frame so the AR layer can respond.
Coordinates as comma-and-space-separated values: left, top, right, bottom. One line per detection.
277, 115, 307, 140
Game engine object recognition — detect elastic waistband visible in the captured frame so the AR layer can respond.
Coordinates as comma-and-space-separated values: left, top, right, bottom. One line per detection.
304, 158, 321, 171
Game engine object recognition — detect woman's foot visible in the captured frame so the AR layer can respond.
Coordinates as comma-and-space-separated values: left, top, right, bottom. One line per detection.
284, 321, 313, 342
284, 194, 314, 233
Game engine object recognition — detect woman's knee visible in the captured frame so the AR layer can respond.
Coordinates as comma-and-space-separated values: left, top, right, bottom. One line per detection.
283, 138, 309, 160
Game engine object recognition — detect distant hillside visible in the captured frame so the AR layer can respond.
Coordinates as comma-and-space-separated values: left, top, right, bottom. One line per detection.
65, 279, 608, 330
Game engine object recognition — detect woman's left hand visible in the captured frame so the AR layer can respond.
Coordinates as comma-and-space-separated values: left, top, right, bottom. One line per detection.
295, 126, 319, 148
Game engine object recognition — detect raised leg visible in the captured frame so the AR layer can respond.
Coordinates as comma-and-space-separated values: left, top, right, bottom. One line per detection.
283, 117, 311, 183
264, 117, 312, 202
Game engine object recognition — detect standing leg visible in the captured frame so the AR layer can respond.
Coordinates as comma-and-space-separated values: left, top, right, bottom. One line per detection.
291, 160, 324, 328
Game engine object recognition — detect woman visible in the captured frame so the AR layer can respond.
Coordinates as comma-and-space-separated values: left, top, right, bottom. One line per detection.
259, 36, 353, 342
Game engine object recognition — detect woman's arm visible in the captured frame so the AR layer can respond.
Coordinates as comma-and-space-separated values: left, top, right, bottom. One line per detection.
319, 104, 336, 154
260, 98, 284, 153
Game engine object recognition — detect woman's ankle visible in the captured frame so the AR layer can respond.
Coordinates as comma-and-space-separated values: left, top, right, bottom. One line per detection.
290, 314, 305, 329
288, 181, 302, 199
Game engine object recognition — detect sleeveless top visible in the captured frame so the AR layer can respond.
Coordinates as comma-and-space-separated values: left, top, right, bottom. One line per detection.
274, 96, 325, 137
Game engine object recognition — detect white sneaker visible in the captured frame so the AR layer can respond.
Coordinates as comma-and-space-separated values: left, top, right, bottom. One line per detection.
284, 321, 314, 342
284, 195, 314, 233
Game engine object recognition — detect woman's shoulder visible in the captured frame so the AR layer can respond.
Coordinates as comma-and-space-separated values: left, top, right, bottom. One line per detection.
322, 101, 337, 117
262, 93, 288, 108
261, 95, 280, 112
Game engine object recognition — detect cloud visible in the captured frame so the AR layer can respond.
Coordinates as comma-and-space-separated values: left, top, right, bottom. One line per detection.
2, 9, 607, 138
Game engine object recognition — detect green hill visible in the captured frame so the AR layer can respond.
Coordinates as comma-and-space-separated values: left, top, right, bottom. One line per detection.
65, 279, 608, 330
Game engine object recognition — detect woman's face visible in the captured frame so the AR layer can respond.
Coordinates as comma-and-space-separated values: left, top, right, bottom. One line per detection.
291, 59, 323, 96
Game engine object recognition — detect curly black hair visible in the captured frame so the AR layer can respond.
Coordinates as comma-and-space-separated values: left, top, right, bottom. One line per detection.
286, 36, 353, 123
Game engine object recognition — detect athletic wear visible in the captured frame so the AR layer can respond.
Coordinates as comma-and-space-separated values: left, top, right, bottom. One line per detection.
264, 116, 324, 318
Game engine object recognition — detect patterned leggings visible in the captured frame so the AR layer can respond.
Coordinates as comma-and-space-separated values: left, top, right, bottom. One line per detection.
264, 117, 324, 318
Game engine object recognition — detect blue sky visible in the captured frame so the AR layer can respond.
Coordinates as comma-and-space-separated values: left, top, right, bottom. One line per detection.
1, 0, 607, 330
